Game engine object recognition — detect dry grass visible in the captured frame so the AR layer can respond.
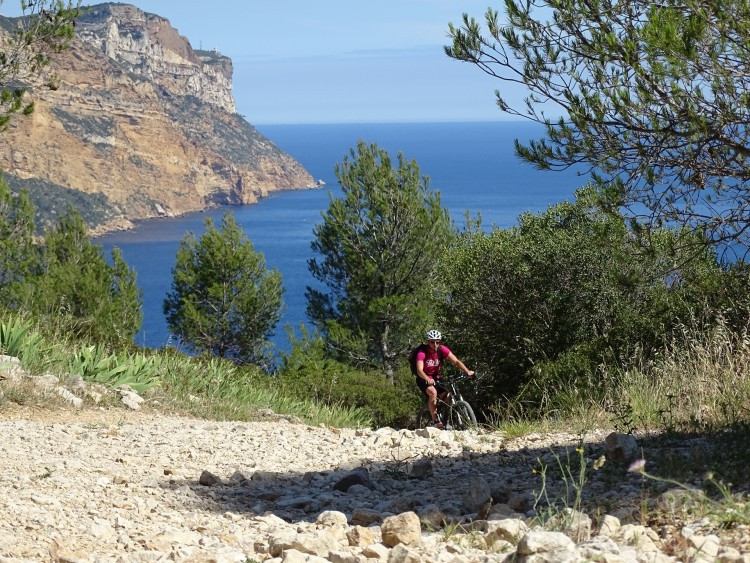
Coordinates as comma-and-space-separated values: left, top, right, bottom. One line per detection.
614, 320, 750, 431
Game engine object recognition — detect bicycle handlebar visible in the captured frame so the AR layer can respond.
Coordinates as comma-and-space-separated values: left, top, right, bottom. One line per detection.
438, 372, 480, 385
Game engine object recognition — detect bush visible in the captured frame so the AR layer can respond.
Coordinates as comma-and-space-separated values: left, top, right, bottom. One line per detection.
440, 186, 735, 413
277, 328, 420, 428
138, 348, 372, 427
19, 208, 142, 347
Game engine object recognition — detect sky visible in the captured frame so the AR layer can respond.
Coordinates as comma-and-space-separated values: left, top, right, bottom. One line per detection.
2, 0, 520, 124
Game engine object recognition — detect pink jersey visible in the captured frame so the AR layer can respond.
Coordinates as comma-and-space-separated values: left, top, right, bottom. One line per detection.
416, 345, 451, 377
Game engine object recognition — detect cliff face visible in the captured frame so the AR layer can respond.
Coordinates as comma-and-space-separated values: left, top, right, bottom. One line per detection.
0, 3, 314, 234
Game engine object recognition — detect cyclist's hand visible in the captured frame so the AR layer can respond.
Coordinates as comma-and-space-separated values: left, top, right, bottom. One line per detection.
467, 370, 475, 378
426, 377, 435, 386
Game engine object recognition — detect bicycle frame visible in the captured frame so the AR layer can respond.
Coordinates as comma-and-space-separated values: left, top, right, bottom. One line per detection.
417, 373, 477, 430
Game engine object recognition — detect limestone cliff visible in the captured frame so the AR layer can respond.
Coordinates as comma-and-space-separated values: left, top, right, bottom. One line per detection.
0, 3, 314, 235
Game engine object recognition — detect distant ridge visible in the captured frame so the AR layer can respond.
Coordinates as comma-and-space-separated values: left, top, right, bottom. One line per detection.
0, 2, 314, 235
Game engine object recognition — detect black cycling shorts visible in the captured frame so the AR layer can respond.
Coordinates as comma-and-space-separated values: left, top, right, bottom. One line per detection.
416, 376, 447, 395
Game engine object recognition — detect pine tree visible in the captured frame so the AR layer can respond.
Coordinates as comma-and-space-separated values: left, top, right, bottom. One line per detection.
0, 175, 35, 307
164, 212, 283, 365
0, 1, 79, 130
446, 0, 750, 253
307, 141, 453, 381
22, 207, 142, 345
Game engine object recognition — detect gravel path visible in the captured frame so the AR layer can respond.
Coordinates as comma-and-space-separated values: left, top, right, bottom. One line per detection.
0, 405, 748, 562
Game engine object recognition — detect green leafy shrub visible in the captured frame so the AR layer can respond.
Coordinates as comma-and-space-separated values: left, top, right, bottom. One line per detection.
0, 316, 42, 358
0, 310, 370, 426
441, 186, 734, 413
278, 329, 420, 428
155, 348, 371, 427
67, 344, 162, 393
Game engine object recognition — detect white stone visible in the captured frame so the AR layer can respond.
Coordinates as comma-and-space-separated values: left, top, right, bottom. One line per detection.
485, 518, 529, 546
686, 533, 720, 559
382, 512, 422, 547
387, 543, 422, 563
56, 387, 84, 408
598, 515, 621, 537
317, 510, 348, 528
289, 530, 340, 557
517, 530, 575, 555
547, 508, 592, 542
362, 543, 391, 559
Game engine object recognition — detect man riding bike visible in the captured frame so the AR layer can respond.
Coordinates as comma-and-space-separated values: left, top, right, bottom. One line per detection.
414, 329, 474, 429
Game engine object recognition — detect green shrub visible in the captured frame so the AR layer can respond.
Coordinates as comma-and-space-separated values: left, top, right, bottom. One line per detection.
155, 348, 371, 427
440, 186, 735, 413
19, 208, 142, 347
278, 329, 420, 428
67, 344, 162, 393
0, 316, 42, 358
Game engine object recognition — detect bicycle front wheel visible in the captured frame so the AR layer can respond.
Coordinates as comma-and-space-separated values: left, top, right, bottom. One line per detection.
448, 401, 477, 430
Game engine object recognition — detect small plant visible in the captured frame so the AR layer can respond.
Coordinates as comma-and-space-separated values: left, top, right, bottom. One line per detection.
533, 439, 616, 539
531, 445, 595, 535
0, 316, 43, 361
439, 520, 465, 542
610, 398, 638, 435
67, 345, 161, 393
484, 399, 544, 437
657, 393, 678, 435
465, 529, 488, 550
439, 524, 488, 550
382, 438, 416, 480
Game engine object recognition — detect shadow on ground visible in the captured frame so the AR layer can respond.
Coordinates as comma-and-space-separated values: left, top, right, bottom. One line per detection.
159, 424, 750, 527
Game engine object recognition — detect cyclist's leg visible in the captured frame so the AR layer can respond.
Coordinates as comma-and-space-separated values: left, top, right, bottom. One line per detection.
425, 385, 439, 422
416, 378, 440, 424
433, 383, 450, 428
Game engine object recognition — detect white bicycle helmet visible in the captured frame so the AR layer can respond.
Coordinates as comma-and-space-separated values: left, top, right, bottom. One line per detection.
425, 329, 442, 341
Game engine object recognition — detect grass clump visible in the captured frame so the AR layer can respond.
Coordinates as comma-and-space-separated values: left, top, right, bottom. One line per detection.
0, 313, 372, 428
612, 320, 750, 433
629, 461, 750, 531
154, 352, 372, 428
494, 318, 750, 441
487, 317, 750, 545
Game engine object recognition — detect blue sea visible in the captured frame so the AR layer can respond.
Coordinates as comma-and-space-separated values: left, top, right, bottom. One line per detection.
97, 121, 589, 352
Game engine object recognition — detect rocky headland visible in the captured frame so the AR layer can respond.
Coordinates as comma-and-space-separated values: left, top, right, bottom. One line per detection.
0, 3, 314, 235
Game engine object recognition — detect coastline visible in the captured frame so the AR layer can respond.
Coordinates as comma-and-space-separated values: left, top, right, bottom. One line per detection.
89, 180, 324, 239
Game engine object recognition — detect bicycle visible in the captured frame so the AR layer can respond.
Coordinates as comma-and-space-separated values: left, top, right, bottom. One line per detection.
416, 372, 477, 430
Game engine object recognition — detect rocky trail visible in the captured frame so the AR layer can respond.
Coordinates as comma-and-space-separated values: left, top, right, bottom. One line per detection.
0, 405, 748, 563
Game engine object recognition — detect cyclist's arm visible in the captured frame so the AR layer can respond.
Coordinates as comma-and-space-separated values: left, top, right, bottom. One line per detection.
446, 353, 475, 377
416, 360, 435, 384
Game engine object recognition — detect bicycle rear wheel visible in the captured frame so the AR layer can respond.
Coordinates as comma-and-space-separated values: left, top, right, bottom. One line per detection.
448, 400, 477, 430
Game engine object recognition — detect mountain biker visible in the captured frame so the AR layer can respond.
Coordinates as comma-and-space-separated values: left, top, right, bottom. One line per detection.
415, 329, 474, 429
